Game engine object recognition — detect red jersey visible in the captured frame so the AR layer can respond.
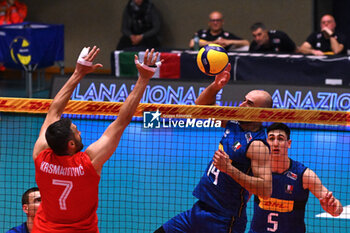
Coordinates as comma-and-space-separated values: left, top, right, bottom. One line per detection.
33, 148, 100, 233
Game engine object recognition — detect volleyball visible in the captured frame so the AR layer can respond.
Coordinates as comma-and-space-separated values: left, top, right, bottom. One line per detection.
196, 44, 229, 76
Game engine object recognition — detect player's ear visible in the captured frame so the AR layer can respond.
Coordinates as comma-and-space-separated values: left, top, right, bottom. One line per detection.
67, 139, 75, 150
288, 139, 292, 149
22, 204, 29, 214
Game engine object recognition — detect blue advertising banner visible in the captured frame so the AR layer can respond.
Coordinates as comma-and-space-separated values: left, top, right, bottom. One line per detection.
0, 22, 64, 69
51, 76, 350, 112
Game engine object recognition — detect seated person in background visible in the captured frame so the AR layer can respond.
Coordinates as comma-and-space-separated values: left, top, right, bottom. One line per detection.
7, 187, 41, 233
0, 0, 27, 25
117, 0, 161, 51
299, 14, 346, 55
189, 11, 249, 51
249, 22, 296, 53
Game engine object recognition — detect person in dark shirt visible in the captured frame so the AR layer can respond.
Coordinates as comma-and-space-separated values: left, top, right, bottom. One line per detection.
249, 22, 296, 53
189, 11, 249, 51
117, 0, 161, 50
7, 187, 41, 233
299, 14, 346, 55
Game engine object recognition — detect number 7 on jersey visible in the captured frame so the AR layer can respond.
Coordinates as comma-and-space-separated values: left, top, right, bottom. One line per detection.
52, 179, 73, 210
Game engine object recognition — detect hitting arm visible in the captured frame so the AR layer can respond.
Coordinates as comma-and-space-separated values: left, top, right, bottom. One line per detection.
195, 63, 231, 127
213, 140, 272, 199
32, 47, 102, 160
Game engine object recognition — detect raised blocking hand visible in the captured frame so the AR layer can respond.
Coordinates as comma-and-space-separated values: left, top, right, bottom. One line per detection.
134, 48, 164, 80
76, 46, 103, 75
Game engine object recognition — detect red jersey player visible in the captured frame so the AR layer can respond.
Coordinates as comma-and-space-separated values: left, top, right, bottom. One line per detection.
31, 46, 161, 232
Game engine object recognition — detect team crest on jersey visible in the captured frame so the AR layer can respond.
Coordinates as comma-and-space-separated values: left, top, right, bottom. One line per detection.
286, 171, 298, 180
224, 129, 230, 137
245, 132, 252, 143
233, 141, 242, 152
285, 184, 294, 194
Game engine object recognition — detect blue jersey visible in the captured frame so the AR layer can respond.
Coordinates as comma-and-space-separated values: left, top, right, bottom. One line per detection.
193, 121, 269, 217
7, 222, 29, 233
250, 159, 309, 233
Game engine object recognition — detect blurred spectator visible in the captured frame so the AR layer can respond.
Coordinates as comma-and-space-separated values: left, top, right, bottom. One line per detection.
249, 22, 296, 53
117, 0, 161, 51
299, 14, 346, 55
189, 11, 249, 51
7, 187, 41, 233
0, 0, 27, 25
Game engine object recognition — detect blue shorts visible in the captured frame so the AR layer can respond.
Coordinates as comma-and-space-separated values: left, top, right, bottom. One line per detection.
163, 201, 247, 233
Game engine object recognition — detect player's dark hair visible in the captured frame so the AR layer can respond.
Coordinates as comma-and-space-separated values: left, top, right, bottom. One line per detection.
45, 118, 73, 155
250, 22, 266, 31
22, 187, 39, 205
267, 123, 291, 139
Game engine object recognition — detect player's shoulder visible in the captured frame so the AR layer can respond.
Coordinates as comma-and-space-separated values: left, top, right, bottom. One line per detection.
290, 159, 308, 175
35, 148, 53, 161
6, 222, 28, 233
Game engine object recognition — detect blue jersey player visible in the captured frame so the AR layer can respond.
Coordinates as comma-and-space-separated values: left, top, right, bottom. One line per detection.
249, 123, 343, 233
154, 64, 273, 233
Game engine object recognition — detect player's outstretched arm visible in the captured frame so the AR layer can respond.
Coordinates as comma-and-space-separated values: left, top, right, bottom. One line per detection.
195, 63, 231, 106
86, 49, 161, 175
213, 141, 272, 198
195, 63, 231, 127
32, 46, 102, 160
303, 168, 343, 216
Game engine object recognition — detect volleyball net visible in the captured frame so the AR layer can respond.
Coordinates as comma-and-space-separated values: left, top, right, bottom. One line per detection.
0, 97, 349, 232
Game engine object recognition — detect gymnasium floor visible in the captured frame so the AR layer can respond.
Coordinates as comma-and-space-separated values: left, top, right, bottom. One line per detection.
0, 114, 349, 232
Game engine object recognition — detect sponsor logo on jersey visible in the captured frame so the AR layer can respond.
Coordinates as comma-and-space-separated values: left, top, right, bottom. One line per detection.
233, 141, 241, 151
258, 197, 294, 212
286, 171, 298, 180
285, 184, 294, 194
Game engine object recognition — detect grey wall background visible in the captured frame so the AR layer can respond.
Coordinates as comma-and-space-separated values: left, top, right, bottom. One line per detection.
21, 0, 314, 70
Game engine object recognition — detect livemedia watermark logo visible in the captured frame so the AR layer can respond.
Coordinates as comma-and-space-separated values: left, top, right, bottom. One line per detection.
143, 110, 221, 129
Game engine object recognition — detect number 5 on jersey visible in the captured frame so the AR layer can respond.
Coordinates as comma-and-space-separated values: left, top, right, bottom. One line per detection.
52, 179, 73, 210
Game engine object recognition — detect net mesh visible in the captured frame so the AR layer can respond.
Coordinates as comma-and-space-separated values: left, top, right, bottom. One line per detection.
0, 100, 349, 233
